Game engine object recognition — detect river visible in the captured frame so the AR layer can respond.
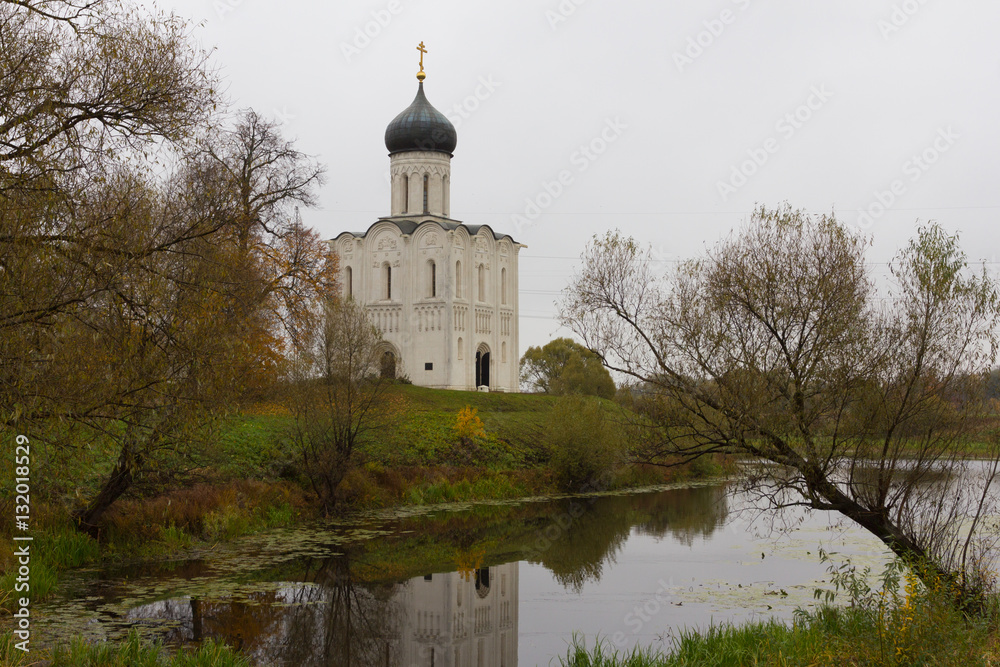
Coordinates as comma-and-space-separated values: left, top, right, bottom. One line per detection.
30, 481, 893, 665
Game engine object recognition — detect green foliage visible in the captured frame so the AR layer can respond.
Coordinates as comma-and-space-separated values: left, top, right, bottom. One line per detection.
360, 385, 558, 468
561, 635, 669, 666
0, 559, 57, 610
521, 337, 616, 399
35, 525, 100, 570
202, 505, 251, 542
1, 525, 97, 610
42, 630, 250, 667
805, 551, 996, 665
545, 395, 624, 490
156, 524, 193, 552
562, 555, 999, 666
405, 474, 528, 505
687, 454, 723, 478
0, 631, 31, 666
214, 414, 293, 478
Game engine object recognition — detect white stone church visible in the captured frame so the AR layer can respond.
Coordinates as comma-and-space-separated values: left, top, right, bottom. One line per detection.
332, 55, 522, 391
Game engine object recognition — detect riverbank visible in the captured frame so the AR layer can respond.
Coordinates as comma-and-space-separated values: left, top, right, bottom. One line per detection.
559, 545, 1000, 666
7, 385, 996, 665
1, 385, 717, 612
561, 592, 1000, 666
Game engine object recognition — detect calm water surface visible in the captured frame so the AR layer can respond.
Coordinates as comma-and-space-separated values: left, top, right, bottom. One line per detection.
29, 482, 892, 666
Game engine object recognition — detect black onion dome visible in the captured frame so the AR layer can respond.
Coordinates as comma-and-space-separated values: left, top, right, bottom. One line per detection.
384, 82, 457, 156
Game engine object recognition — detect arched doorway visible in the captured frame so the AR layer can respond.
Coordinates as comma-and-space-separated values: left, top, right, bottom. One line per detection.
380, 350, 396, 380
475, 567, 491, 598
475, 344, 490, 388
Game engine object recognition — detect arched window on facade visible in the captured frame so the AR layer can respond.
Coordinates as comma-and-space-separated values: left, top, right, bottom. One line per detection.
478, 264, 485, 302
422, 174, 429, 213
501, 267, 507, 304
428, 260, 436, 298
384, 263, 392, 300
455, 260, 463, 298
502, 341, 507, 363
457, 337, 464, 360
401, 175, 408, 214
345, 266, 353, 299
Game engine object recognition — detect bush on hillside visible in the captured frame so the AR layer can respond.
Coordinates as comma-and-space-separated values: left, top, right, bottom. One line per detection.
545, 395, 623, 491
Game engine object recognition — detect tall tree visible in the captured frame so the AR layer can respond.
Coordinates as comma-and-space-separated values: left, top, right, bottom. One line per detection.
561, 205, 1000, 606
0, 0, 219, 425
0, 1, 337, 531
520, 337, 616, 399
67, 111, 335, 530
190, 110, 335, 395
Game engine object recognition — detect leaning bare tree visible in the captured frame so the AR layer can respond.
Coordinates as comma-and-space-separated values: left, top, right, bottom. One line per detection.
561, 205, 1000, 608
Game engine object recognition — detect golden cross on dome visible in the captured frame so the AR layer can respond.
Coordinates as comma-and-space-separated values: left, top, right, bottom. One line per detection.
416, 41, 427, 81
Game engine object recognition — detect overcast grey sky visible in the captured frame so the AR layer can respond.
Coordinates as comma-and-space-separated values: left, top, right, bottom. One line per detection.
163, 0, 1000, 352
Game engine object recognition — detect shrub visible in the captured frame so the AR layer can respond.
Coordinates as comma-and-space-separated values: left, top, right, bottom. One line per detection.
454, 405, 487, 444
545, 395, 623, 491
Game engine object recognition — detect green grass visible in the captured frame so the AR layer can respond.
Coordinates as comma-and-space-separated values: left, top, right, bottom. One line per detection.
0, 525, 98, 610
0, 629, 250, 667
561, 636, 671, 666
404, 472, 531, 504
214, 413, 294, 478
363, 384, 560, 468
562, 605, 995, 666
561, 557, 1000, 666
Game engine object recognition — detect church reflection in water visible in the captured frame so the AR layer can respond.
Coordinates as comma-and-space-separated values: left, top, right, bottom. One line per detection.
126, 561, 519, 667
398, 563, 518, 667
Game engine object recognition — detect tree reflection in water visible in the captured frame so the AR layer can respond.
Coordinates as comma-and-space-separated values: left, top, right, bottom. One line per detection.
529, 484, 728, 592
119, 485, 727, 665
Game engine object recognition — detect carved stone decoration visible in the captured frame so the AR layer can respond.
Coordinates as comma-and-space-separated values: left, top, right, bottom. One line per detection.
377, 236, 398, 251
425, 232, 440, 247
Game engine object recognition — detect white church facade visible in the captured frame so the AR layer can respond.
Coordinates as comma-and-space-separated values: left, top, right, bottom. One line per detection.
333, 48, 522, 391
